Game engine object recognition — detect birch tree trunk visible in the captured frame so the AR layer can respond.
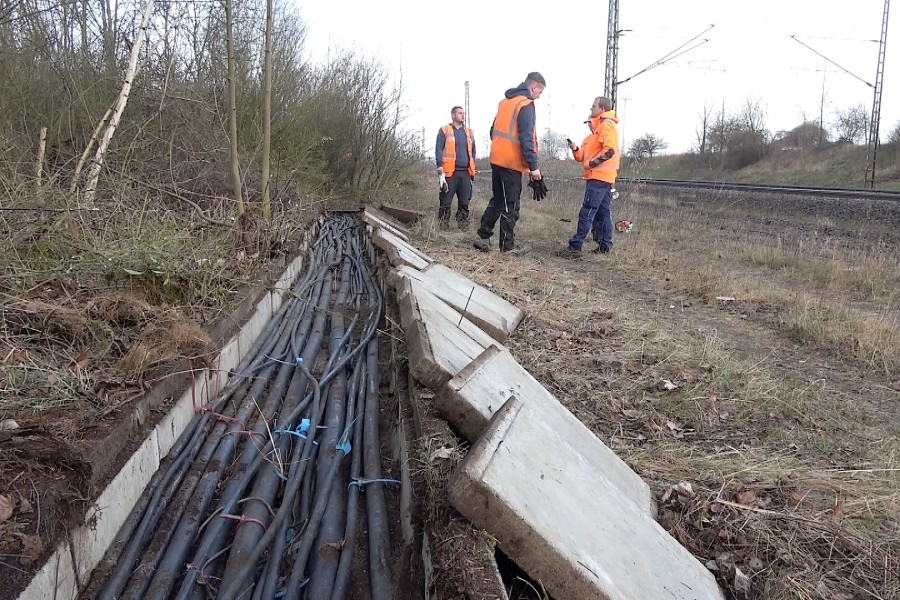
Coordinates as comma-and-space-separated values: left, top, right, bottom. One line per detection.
82, 0, 155, 205
226, 0, 244, 215
260, 0, 274, 221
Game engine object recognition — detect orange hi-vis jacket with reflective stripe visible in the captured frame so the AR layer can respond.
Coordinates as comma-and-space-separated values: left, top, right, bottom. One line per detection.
489, 96, 537, 173
440, 125, 476, 177
572, 111, 620, 184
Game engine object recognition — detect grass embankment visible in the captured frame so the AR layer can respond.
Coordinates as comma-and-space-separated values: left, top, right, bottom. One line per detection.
620, 141, 900, 191
393, 170, 900, 599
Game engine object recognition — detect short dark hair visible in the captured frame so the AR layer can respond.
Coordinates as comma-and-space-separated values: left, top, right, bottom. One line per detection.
451, 106, 464, 114
596, 96, 613, 111
525, 72, 546, 86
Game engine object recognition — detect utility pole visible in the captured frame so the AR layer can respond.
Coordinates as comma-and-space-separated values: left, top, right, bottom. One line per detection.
465, 80, 470, 128
864, 0, 890, 189
819, 66, 827, 147
605, 0, 620, 107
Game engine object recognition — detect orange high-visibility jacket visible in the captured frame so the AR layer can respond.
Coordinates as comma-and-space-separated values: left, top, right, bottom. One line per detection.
489, 97, 537, 173
440, 125, 476, 177
572, 111, 620, 184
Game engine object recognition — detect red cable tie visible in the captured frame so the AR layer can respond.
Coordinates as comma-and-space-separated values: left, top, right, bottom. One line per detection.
198, 406, 245, 428
219, 513, 267, 532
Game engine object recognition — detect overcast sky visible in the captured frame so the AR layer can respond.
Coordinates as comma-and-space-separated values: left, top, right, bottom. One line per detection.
295, 1, 896, 156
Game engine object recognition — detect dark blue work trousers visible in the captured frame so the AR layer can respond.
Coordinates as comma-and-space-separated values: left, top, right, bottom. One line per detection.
438, 169, 472, 224
477, 166, 523, 251
569, 179, 613, 251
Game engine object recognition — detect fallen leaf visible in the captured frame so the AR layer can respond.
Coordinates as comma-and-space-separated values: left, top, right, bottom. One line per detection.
736, 489, 758, 506
19, 496, 33, 515
626, 362, 646, 374
748, 557, 764, 570
73, 350, 89, 370
428, 447, 453, 463
19, 534, 42, 566
621, 409, 641, 419
658, 379, 678, 391
0, 419, 19, 431
0, 495, 13, 523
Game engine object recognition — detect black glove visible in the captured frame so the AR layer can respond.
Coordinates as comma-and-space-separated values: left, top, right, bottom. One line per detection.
528, 178, 548, 201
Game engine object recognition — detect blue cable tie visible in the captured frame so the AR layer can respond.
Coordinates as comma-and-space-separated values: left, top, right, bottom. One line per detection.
298, 418, 311, 434
337, 441, 351, 455
266, 355, 303, 367
348, 478, 401, 490
273, 425, 317, 446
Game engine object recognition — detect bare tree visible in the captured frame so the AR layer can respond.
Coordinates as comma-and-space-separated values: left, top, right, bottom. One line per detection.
628, 133, 668, 158
738, 98, 768, 138
695, 102, 713, 154
833, 104, 868, 144
260, 0, 274, 220
888, 120, 900, 144
83, 0, 156, 204
539, 128, 568, 160
226, 0, 243, 215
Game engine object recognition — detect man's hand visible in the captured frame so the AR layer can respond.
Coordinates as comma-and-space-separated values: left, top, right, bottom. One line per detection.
528, 178, 548, 201
530, 169, 542, 180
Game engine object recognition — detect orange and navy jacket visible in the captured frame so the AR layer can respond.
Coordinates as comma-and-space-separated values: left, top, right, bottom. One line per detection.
436, 124, 476, 177
572, 110, 620, 184
489, 84, 539, 173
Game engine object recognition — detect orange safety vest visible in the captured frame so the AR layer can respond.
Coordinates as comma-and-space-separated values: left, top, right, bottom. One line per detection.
440, 125, 476, 177
489, 96, 537, 173
573, 113, 620, 184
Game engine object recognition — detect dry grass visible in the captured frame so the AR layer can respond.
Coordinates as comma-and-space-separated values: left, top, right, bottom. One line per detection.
391, 171, 900, 599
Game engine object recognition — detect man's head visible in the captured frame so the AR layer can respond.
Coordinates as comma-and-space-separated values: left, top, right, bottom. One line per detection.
525, 72, 546, 100
590, 96, 613, 118
451, 106, 465, 126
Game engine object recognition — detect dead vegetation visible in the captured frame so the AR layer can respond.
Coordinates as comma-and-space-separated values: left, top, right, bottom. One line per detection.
395, 172, 900, 600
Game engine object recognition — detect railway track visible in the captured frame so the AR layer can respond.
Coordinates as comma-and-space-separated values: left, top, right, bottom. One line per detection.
616, 177, 900, 201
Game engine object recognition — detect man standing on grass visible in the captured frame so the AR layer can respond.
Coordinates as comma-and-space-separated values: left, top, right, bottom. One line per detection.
560, 96, 620, 259
473, 72, 545, 254
435, 106, 476, 229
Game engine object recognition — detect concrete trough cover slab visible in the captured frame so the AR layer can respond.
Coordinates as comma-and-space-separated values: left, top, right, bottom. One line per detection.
372, 227, 432, 270
437, 345, 654, 515
396, 276, 497, 389
363, 206, 410, 242
378, 203, 423, 225
390, 264, 524, 342
450, 397, 724, 600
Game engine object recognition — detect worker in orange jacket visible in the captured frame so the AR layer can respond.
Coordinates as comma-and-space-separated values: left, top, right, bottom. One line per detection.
561, 96, 620, 259
473, 72, 545, 254
435, 106, 477, 229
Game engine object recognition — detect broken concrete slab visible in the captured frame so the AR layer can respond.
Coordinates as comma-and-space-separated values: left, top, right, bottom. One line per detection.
449, 397, 725, 600
372, 227, 432, 270
389, 264, 524, 342
437, 345, 654, 515
396, 277, 496, 389
363, 207, 410, 242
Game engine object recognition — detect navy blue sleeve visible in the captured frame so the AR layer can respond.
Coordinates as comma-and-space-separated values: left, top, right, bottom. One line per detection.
517, 103, 538, 170
471, 135, 477, 161
435, 129, 445, 167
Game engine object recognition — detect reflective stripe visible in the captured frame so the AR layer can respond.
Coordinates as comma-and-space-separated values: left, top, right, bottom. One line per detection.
492, 97, 531, 141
